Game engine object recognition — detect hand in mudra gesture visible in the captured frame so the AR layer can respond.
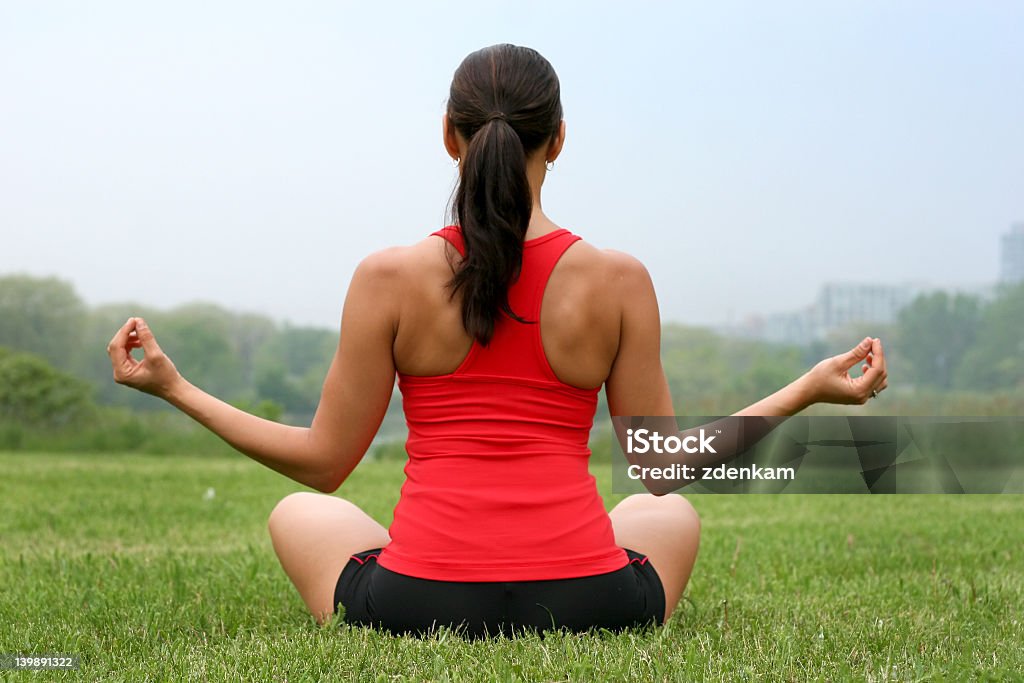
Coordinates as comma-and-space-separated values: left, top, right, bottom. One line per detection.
106, 317, 182, 398
805, 336, 888, 405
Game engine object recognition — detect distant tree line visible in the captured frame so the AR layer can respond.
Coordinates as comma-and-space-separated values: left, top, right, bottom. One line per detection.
892, 286, 1024, 391
652, 283, 1024, 422
0, 274, 1021, 452
0, 274, 343, 421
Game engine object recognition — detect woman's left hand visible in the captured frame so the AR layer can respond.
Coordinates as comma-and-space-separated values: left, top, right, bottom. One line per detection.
106, 317, 182, 398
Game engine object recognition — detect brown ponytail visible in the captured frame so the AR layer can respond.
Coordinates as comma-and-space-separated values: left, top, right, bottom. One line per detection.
446, 44, 563, 345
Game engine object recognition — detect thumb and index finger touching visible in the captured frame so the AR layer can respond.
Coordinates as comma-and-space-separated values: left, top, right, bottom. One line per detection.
107, 317, 162, 362
840, 337, 873, 367
840, 336, 886, 386
841, 336, 885, 363
131, 317, 163, 355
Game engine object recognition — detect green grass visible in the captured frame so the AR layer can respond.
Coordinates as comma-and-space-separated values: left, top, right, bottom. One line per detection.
1, 451, 1022, 681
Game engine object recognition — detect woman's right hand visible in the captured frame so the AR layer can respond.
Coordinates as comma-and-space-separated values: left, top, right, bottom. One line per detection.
802, 336, 888, 406
106, 317, 182, 398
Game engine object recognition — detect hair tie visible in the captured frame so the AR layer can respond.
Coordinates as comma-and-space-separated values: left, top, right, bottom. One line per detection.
485, 112, 508, 123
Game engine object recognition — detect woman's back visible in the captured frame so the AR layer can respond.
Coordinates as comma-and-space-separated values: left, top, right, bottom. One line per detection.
389, 220, 628, 391
377, 222, 637, 581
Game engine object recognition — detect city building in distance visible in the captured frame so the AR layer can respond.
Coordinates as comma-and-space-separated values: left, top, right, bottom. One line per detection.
724, 282, 923, 345
1000, 222, 1024, 284
721, 222, 1019, 345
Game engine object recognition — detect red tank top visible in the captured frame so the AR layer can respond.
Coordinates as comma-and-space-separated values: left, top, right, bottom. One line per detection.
376, 225, 628, 581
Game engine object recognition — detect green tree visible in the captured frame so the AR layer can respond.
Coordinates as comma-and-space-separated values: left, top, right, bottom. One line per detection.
954, 282, 1024, 391
158, 303, 246, 400
252, 325, 337, 417
254, 363, 310, 413
274, 326, 338, 378
0, 275, 87, 372
893, 291, 981, 389
661, 325, 733, 414
730, 346, 806, 403
0, 347, 95, 427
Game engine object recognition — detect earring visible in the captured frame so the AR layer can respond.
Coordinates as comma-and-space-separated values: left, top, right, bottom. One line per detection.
453, 157, 460, 167
545, 160, 554, 171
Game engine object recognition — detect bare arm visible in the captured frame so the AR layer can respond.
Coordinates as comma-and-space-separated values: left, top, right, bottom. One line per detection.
107, 251, 401, 493
603, 253, 888, 493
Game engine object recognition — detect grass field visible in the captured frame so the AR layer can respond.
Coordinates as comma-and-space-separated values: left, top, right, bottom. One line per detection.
1, 451, 1022, 682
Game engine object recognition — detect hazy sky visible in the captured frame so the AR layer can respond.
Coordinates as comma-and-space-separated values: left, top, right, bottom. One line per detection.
2, 1, 1022, 329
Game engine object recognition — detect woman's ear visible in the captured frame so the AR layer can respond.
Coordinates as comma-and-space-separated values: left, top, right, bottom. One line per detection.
442, 114, 461, 161
547, 119, 566, 163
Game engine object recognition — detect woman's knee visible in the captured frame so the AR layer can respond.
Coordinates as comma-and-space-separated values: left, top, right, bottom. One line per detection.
268, 491, 315, 532
268, 492, 387, 550
267, 491, 359, 534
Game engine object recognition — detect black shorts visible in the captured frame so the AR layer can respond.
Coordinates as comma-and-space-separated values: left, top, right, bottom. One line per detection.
334, 548, 666, 638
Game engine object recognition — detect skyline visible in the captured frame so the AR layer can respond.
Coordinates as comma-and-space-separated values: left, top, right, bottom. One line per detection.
2, 2, 1022, 329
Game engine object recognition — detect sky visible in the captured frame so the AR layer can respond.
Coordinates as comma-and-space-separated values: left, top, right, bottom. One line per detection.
1, 1, 1022, 329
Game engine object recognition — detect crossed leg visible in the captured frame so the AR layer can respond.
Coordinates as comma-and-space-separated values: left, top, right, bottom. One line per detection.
269, 491, 699, 627
608, 493, 701, 623
267, 492, 390, 625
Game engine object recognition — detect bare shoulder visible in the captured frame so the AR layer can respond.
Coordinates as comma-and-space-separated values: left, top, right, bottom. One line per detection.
353, 236, 446, 281
560, 241, 654, 294
598, 248, 654, 287
348, 237, 458, 324
354, 246, 408, 278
